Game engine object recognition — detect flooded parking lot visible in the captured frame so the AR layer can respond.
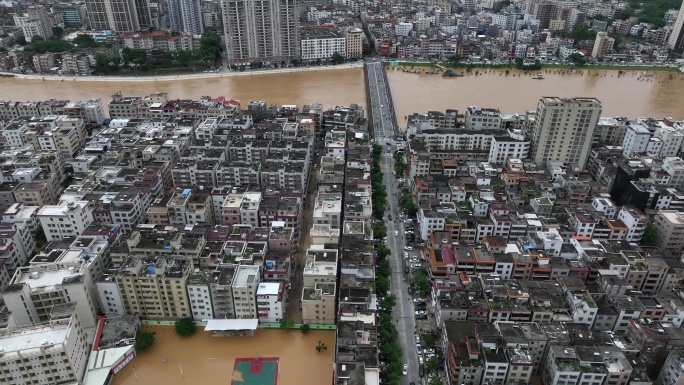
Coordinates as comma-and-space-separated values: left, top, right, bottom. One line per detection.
110, 326, 336, 385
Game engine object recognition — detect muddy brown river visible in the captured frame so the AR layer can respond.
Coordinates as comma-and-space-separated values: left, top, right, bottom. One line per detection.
110, 326, 336, 385
0, 67, 683, 122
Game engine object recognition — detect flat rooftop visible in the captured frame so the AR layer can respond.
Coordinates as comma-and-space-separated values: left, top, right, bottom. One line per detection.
233, 265, 259, 287
9, 263, 84, 293
0, 321, 69, 356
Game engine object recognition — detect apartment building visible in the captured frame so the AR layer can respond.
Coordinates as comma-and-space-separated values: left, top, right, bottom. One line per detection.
37, 200, 94, 241
0, 309, 89, 385
302, 245, 337, 324
345, 28, 363, 57
187, 270, 214, 321
0, 222, 36, 273
209, 264, 238, 319
2, 262, 98, 328
531, 97, 602, 169
653, 210, 684, 255
657, 349, 684, 385
168, 0, 204, 35
301, 30, 347, 61
232, 265, 260, 319
221, 0, 299, 65
542, 346, 581, 385
85, 0, 153, 32
312, 192, 342, 229
13, 5, 59, 42
256, 281, 285, 323
114, 256, 193, 319
167, 188, 215, 226
616, 206, 648, 243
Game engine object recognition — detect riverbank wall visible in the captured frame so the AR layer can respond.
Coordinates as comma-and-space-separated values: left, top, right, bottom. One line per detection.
0, 62, 364, 83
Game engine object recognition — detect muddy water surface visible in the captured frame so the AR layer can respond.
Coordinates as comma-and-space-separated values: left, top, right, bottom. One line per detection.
1, 66, 683, 121
387, 67, 684, 124
110, 326, 336, 385
0, 68, 367, 112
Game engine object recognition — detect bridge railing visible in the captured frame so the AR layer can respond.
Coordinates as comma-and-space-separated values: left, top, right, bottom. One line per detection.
140, 320, 336, 330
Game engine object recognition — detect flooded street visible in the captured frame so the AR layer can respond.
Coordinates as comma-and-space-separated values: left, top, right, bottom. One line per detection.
110, 326, 336, 385
1, 67, 683, 121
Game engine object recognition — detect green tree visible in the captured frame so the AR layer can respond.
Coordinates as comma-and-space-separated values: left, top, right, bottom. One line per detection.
446, 54, 462, 66
331, 52, 345, 64
425, 357, 439, 374
198, 32, 222, 63
380, 294, 396, 310
569, 52, 587, 65
174, 317, 197, 336
568, 24, 597, 41
291, 59, 300, 67
373, 223, 387, 239
24, 37, 73, 53
73, 34, 98, 48
641, 223, 659, 247
136, 330, 156, 350
376, 245, 390, 260
121, 47, 146, 66
280, 318, 295, 331
412, 269, 431, 297
52, 26, 64, 37
422, 333, 437, 349
35, 225, 47, 243
15, 35, 26, 45
429, 376, 444, 385
315, 341, 328, 352
614, 8, 635, 20
300, 324, 311, 334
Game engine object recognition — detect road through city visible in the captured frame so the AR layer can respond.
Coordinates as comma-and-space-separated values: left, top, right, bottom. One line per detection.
367, 61, 421, 385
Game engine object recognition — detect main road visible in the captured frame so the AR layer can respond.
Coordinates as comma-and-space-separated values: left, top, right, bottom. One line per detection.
366, 61, 420, 385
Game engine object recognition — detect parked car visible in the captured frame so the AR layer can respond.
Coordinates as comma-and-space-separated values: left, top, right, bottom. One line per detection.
402, 364, 408, 376
415, 335, 421, 343
388, 214, 393, 220
419, 365, 425, 378
415, 310, 427, 316
404, 252, 409, 259
424, 349, 435, 355
395, 230, 399, 236
410, 257, 419, 263
405, 245, 413, 251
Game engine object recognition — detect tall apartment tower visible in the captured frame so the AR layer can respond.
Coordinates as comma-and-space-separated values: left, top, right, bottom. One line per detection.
669, 0, 684, 50
221, 0, 299, 65
168, 0, 204, 35
530, 97, 602, 170
592, 31, 615, 59
85, 0, 152, 32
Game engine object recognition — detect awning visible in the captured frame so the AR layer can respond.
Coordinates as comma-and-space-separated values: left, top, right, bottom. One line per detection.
205, 319, 259, 331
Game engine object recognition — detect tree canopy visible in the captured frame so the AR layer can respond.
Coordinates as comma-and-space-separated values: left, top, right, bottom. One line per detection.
641, 223, 659, 247
24, 37, 73, 53
174, 317, 197, 336
136, 330, 156, 349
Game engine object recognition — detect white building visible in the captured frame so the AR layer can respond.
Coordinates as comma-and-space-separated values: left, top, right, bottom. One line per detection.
2, 261, 98, 328
621, 124, 651, 157
168, 0, 204, 35
655, 125, 684, 157
96, 270, 125, 316
488, 134, 530, 163
37, 200, 94, 241
187, 271, 215, 321
300, 32, 347, 61
662, 157, 684, 188
231, 265, 260, 319
616, 206, 648, 243
395, 22, 413, 36
256, 281, 285, 323
0, 310, 89, 385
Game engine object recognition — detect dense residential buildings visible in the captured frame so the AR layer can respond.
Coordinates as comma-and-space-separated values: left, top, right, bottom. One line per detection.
1, 89, 684, 385
168, 0, 204, 35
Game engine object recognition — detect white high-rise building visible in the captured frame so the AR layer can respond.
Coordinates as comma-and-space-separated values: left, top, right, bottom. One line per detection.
168, 0, 204, 35
221, 0, 299, 65
591, 31, 614, 59
231, 265, 260, 319
530, 97, 602, 170
668, 0, 684, 50
2, 261, 98, 328
0, 309, 90, 385
37, 200, 94, 241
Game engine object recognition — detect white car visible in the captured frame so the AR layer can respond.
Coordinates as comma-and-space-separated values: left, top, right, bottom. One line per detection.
411, 263, 422, 269
410, 257, 419, 263
402, 364, 408, 376
404, 246, 413, 251
415, 335, 421, 343
404, 252, 409, 259
395, 230, 399, 236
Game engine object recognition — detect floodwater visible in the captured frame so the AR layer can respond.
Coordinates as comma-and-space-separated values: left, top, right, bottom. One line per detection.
387, 67, 684, 124
110, 326, 336, 385
0, 68, 367, 112
0, 66, 683, 122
